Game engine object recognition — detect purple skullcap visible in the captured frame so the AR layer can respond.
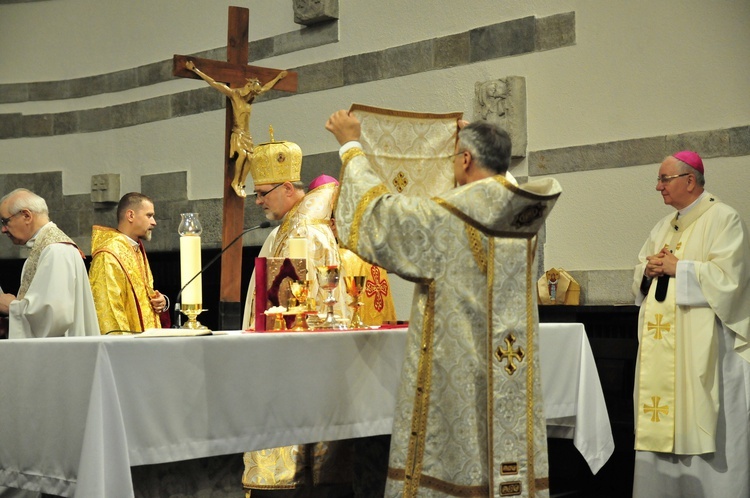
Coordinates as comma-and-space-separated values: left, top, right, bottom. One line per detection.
308, 174, 339, 191
672, 150, 704, 174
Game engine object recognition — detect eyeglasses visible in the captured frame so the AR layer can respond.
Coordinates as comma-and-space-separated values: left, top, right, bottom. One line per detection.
253, 183, 283, 199
656, 173, 690, 185
0, 211, 22, 227
448, 150, 467, 160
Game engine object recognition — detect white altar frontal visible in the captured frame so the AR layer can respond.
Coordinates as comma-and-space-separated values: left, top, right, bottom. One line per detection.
0, 323, 613, 497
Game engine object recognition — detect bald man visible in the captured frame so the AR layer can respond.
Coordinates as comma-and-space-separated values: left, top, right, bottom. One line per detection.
0, 188, 99, 338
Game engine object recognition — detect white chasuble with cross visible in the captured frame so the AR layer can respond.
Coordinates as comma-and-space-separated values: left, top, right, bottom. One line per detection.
633, 194, 750, 455
336, 136, 561, 497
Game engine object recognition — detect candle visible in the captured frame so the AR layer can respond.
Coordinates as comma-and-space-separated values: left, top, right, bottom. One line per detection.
288, 237, 307, 259
180, 235, 202, 305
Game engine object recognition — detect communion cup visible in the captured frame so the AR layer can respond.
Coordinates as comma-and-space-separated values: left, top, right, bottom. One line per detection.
344, 275, 366, 328
289, 280, 310, 331
316, 265, 340, 329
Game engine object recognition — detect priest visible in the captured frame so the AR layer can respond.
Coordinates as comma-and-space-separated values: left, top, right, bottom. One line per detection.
89, 192, 169, 334
632, 151, 750, 497
240, 136, 352, 496
326, 110, 561, 497
0, 188, 99, 338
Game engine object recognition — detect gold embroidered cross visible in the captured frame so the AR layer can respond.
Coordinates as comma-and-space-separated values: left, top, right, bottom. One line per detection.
644, 396, 669, 422
392, 171, 409, 192
495, 333, 525, 375
647, 314, 671, 340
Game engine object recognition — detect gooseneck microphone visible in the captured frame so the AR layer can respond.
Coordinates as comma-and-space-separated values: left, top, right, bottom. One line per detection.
174, 221, 272, 326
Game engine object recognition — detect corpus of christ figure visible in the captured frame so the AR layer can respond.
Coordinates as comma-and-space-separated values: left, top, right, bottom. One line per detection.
185, 59, 287, 197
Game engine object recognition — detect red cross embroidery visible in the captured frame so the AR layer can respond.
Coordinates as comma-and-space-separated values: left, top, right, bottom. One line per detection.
365, 266, 389, 312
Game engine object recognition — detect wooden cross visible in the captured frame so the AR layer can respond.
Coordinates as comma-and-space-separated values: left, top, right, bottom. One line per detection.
172, 6, 298, 329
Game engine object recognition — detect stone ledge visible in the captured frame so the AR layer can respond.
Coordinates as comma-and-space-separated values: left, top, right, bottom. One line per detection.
529, 125, 750, 175
0, 13, 575, 139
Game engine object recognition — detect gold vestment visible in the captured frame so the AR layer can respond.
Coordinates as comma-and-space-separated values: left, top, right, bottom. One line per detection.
339, 247, 397, 326
242, 182, 353, 494
89, 225, 160, 334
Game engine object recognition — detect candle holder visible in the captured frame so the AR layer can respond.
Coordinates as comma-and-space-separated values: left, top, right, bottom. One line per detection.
316, 265, 340, 329
178, 213, 208, 330
180, 303, 208, 330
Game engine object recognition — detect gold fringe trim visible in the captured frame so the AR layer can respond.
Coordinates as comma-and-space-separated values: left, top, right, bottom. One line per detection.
350, 184, 389, 252
465, 224, 488, 275
486, 237, 495, 493
349, 103, 463, 121
388, 467, 550, 496
524, 238, 537, 496
403, 280, 437, 497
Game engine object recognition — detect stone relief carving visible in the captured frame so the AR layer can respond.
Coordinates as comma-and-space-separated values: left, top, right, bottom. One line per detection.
473, 76, 527, 158
293, 0, 339, 26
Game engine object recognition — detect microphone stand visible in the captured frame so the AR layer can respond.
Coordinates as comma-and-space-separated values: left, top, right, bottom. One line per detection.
174, 221, 271, 328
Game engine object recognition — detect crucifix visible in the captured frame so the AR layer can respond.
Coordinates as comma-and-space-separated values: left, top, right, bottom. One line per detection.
172, 6, 298, 329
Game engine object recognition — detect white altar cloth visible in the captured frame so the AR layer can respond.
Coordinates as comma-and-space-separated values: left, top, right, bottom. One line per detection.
0, 323, 612, 497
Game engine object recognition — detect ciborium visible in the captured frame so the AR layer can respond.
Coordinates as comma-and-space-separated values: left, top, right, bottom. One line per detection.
344, 276, 366, 329
316, 265, 340, 329
289, 280, 310, 331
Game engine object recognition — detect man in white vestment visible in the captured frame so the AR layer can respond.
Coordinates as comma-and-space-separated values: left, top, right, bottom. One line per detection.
0, 188, 100, 339
239, 138, 353, 497
327, 110, 561, 498
632, 151, 750, 497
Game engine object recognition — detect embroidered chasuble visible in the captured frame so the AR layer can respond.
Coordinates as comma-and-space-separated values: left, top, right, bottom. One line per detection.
633, 193, 750, 455
350, 103, 461, 197
335, 129, 561, 496
89, 225, 161, 334
242, 182, 353, 493
339, 247, 397, 326
9, 222, 100, 338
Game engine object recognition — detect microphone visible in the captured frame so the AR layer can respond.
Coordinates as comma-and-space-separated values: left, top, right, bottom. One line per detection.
174, 221, 272, 326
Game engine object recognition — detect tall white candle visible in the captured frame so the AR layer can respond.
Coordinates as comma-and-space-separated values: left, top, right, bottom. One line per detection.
288, 237, 308, 259
180, 235, 202, 305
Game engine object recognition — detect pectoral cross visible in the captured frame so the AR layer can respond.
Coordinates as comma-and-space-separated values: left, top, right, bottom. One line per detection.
495, 333, 525, 375
172, 6, 298, 329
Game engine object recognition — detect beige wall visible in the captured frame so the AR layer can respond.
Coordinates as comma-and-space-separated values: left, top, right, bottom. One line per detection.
1, 0, 748, 291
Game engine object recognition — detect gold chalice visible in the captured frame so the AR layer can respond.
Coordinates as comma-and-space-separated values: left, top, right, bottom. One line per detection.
316, 265, 340, 329
344, 276, 366, 329
289, 280, 310, 331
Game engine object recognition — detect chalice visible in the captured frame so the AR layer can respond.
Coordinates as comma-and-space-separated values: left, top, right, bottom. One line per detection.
289, 280, 310, 331
316, 265, 340, 329
344, 276, 366, 328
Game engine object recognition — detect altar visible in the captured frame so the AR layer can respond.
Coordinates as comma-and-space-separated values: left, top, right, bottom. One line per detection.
0, 323, 613, 497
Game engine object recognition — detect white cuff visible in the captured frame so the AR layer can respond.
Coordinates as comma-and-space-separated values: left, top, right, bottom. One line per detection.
339, 141, 362, 158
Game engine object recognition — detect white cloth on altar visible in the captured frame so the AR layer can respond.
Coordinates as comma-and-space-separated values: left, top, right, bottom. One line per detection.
9, 237, 100, 339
